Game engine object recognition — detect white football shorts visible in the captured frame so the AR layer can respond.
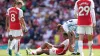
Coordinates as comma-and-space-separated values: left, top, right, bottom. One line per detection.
77, 26, 93, 35
9, 29, 23, 37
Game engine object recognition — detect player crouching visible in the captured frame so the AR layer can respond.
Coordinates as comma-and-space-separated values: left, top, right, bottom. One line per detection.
26, 32, 74, 55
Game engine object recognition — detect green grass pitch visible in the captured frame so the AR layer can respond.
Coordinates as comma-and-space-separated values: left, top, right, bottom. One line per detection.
0, 49, 100, 56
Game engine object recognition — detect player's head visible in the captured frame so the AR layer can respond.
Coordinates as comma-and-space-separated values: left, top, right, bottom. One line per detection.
15, 2, 22, 8
57, 24, 64, 32
63, 32, 68, 39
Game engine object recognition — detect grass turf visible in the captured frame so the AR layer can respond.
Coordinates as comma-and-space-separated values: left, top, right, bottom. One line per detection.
0, 49, 100, 56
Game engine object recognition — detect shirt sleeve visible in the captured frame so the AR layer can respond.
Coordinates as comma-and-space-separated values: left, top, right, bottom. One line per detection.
90, 1, 96, 24
62, 22, 69, 33
74, 1, 78, 15
19, 9, 24, 19
90, 0, 94, 9
61, 39, 69, 46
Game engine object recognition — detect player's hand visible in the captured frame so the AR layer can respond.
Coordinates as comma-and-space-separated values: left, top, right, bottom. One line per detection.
6, 27, 10, 32
93, 23, 96, 28
23, 27, 28, 33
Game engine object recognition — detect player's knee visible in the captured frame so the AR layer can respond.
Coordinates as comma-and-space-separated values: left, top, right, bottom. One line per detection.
88, 34, 93, 41
45, 42, 49, 45
8, 35, 13, 41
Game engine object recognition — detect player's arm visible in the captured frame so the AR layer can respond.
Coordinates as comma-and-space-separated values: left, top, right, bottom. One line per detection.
68, 32, 75, 45
54, 32, 68, 48
67, 32, 75, 52
90, 1, 96, 27
20, 17, 26, 28
5, 9, 10, 32
20, 17, 27, 32
5, 15, 9, 31
19, 9, 27, 31
74, 1, 78, 19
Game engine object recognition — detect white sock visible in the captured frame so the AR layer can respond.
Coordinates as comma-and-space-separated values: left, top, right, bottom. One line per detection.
9, 39, 16, 50
78, 40, 84, 56
31, 50, 37, 55
8, 39, 11, 49
88, 41, 93, 56
15, 39, 20, 54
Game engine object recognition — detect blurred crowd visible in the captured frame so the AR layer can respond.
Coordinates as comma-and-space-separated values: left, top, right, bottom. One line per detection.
0, 0, 100, 48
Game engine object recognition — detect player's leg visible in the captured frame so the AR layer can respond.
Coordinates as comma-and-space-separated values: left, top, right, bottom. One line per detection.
72, 39, 79, 55
14, 29, 23, 56
26, 48, 49, 55
26, 43, 55, 55
37, 47, 57, 55
42, 42, 53, 49
78, 34, 84, 56
37, 49, 49, 55
7, 35, 13, 49
7, 35, 13, 54
7, 36, 12, 56
86, 26, 93, 56
36, 42, 53, 52
25, 42, 49, 55
77, 26, 85, 56
14, 39, 21, 56
88, 35, 93, 56
75, 39, 78, 52
8, 30, 17, 56
72, 34, 80, 55
9, 39, 17, 56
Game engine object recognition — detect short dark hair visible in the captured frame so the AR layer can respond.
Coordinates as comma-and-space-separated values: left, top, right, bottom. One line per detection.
63, 32, 68, 37
57, 24, 62, 31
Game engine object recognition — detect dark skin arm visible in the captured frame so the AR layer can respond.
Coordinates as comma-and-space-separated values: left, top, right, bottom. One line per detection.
20, 17, 27, 31
67, 31, 75, 52
5, 15, 10, 32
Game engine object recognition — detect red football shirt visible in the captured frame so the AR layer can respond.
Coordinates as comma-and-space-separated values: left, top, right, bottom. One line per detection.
74, 0, 94, 25
7, 7, 23, 30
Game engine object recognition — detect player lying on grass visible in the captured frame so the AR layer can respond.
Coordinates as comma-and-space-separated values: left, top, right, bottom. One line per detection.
26, 32, 74, 55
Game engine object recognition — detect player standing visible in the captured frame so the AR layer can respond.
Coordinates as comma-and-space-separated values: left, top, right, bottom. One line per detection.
61, 19, 80, 55
74, 0, 96, 56
66, 19, 80, 55
6, 2, 26, 56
